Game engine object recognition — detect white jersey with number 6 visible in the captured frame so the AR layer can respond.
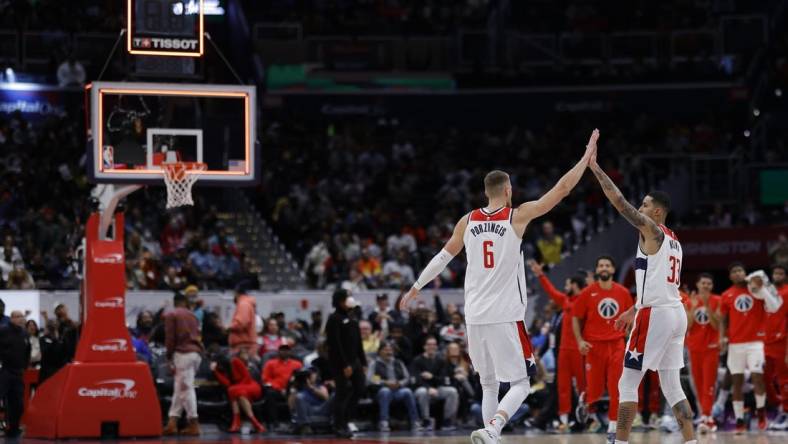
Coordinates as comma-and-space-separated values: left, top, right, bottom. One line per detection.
634, 224, 683, 309
463, 207, 526, 325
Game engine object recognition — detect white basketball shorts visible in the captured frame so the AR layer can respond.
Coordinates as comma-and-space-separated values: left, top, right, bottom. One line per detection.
624, 304, 687, 372
467, 320, 537, 383
727, 341, 765, 375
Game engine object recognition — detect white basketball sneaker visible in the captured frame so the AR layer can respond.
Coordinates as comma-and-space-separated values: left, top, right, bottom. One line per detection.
470, 428, 500, 444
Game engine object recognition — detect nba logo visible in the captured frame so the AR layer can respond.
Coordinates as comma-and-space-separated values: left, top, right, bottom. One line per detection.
103, 145, 114, 169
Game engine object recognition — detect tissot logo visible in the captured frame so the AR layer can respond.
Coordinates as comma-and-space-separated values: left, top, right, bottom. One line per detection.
132, 37, 199, 51
91, 339, 128, 352
95, 253, 123, 264
94, 297, 124, 308
78, 379, 137, 400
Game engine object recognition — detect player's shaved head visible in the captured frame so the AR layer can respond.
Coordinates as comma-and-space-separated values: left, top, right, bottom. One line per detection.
484, 170, 510, 198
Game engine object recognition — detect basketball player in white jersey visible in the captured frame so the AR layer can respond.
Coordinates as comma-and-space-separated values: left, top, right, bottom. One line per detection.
587, 136, 696, 444
400, 130, 599, 444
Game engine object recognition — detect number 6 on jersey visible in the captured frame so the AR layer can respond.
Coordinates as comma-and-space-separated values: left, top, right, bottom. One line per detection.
483, 240, 495, 268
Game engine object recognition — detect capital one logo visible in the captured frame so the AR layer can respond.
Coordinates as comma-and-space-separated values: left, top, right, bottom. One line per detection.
78, 379, 137, 400
91, 339, 128, 352
734, 294, 754, 313
95, 253, 123, 264
94, 297, 124, 309
694, 307, 710, 325
597, 298, 620, 319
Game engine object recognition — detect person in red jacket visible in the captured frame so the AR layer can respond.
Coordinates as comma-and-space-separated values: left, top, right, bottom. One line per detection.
764, 264, 788, 430
211, 348, 266, 433
529, 259, 587, 432
262, 344, 303, 430
572, 255, 634, 436
684, 273, 722, 433
719, 262, 783, 432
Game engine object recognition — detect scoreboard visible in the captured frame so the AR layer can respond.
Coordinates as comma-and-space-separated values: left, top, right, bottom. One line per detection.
127, 0, 204, 57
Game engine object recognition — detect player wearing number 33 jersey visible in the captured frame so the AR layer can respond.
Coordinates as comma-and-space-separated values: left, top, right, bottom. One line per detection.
589, 135, 696, 443
399, 130, 600, 444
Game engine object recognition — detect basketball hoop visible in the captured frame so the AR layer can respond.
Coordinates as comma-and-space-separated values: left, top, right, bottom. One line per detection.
162, 162, 206, 208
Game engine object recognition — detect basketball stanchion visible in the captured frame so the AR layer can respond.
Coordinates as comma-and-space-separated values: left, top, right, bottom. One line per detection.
23, 187, 161, 439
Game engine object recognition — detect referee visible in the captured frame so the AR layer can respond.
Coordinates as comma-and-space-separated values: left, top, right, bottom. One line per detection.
325, 289, 366, 438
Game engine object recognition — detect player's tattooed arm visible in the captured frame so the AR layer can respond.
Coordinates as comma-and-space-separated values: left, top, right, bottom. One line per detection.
588, 161, 663, 243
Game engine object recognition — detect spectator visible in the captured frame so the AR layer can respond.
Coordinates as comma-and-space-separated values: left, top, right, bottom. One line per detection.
211, 348, 266, 433
360, 320, 380, 356
356, 248, 383, 287
130, 311, 154, 364
388, 322, 414, 364
368, 293, 402, 335
341, 268, 367, 293
411, 336, 459, 430
0, 247, 14, 282
368, 341, 421, 432
0, 235, 22, 262
0, 298, 9, 327
445, 341, 476, 421
382, 250, 416, 288
188, 241, 219, 287
325, 289, 367, 438
39, 319, 65, 383
229, 288, 257, 357
439, 312, 467, 346
536, 221, 564, 267
260, 317, 286, 358
56, 57, 86, 87
0, 311, 30, 438
27, 319, 41, 367
183, 285, 204, 324
163, 293, 204, 436
262, 344, 303, 430
289, 367, 331, 434
46, 304, 77, 364
769, 233, 788, 267
202, 311, 228, 348
7, 260, 35, 289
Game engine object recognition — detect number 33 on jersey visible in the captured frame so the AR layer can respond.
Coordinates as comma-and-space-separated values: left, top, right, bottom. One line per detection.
463, 207, 527, 325
635, 224, 683, 309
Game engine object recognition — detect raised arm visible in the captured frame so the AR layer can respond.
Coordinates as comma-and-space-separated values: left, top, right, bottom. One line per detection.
587, 140, 663, 251
399, 214, 467, 310
511, 129, 597, 233
528, 260, 569, 307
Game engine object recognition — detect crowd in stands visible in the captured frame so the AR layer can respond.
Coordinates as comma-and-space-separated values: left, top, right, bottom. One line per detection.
0, 109, 253, 290
256, 108, 753, 289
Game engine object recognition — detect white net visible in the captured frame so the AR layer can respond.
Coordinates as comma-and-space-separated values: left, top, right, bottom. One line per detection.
162, 162, 206, 208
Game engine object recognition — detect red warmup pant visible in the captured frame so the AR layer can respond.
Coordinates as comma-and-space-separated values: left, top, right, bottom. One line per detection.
227, 382, 262, 402
764, 339, 788, 411
638, 370, 661, 414
557, 347, 587, 415
689, 349, 719, 416
585, 339, 625, 420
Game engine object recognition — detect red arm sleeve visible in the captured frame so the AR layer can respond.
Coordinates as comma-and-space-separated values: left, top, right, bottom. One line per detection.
538, 275, 570, 308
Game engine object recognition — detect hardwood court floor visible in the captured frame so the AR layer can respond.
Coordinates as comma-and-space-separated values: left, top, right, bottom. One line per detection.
16, 430, 788, 444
